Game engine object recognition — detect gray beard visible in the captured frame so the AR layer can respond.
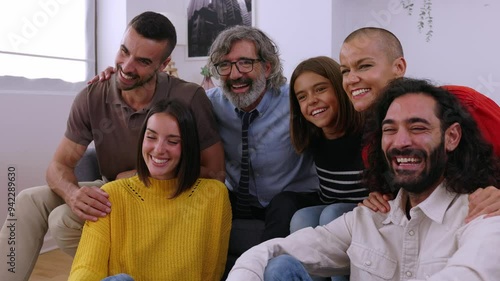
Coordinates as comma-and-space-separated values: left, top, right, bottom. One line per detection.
222, 71, 267, 109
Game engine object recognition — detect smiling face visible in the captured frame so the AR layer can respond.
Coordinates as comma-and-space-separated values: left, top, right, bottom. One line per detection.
115, 27, 169, 91
339, 36, 406, 112
293, 71, 341, 139
219, 39, 271, 111
142, 113, 182, 180
381, 94, 449, 194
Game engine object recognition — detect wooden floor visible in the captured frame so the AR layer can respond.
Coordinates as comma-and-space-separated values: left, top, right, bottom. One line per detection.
29, 249, 72, 281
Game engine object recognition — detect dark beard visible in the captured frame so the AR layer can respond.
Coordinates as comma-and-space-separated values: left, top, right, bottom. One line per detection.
115, 65, 157, 91
385, 141, 447, 194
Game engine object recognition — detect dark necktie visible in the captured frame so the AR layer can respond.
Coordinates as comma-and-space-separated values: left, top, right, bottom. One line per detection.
234, 109, 259, 219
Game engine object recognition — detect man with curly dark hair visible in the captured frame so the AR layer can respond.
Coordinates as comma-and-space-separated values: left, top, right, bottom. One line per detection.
226, 78, 500, 281
364, 78, 500, 197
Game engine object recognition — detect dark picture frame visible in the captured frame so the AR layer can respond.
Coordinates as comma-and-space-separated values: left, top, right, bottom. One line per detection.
187, 0, 253, 59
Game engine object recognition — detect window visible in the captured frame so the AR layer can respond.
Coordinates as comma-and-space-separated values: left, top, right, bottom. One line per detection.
0, 0, 95, 84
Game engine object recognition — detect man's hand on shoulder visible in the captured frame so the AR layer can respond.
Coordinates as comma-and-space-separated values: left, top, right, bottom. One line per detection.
87, 66, 115, 84
68, 186, 111, 221
466, 186, 500, 223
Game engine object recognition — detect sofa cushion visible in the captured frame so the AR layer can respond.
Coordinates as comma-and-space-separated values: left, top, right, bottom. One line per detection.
74, 147, 101, 182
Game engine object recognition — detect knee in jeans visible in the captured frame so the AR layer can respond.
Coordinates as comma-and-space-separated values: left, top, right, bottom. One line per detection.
290, 210, 309, 231
266, 254, 299, 272
319, 204, 356, 226
265, 255, 312, 281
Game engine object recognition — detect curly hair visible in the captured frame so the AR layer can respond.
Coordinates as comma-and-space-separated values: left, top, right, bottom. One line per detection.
364, 78, 500, 194
207, 25, 286, 92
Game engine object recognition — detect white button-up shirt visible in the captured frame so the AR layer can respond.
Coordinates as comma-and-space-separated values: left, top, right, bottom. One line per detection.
227, 183, 500, 280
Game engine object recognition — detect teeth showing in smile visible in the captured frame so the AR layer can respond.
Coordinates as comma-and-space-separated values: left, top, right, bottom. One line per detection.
120, 71, 134, 80
232, 83, 248, 89
152, 156, 167, 164
311, 108, 326, 116
396, 157, 420, 164
352, 88, 369, 97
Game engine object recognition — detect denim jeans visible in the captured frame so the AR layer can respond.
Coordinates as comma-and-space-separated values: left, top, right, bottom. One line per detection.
289, 203, 357, 233
264, 255, 313, 281
101, 273, 135, 281
264, 255, 349, 281
290, 203, 355, 281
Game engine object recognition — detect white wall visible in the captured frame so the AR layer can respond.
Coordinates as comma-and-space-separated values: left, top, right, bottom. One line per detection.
331, 0, 500, 103
254, 0, 333, 81
0, 93, 75, 247
96, 0, 127, 72
168, 0, 334, 85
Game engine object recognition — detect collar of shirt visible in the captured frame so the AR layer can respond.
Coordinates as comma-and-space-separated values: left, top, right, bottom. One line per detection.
383, 181, 458, 226
105, 72, 169, 111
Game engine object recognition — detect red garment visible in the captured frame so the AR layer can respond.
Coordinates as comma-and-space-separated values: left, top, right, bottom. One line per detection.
443, 85, 500, 157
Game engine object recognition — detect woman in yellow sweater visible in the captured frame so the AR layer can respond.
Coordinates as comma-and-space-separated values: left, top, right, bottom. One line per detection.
69, 100, 232, 281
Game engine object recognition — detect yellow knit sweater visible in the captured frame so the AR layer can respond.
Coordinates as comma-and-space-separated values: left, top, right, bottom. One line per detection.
69, 176, 232, 281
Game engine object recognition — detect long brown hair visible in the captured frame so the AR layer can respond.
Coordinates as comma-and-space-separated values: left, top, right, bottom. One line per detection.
289, 56, 364, 153
136, 100, 201, 197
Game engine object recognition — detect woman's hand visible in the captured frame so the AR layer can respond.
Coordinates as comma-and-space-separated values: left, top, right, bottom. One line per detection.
466, 186, 500, 223
87, 66, 116, 84
358, 191, 393, 213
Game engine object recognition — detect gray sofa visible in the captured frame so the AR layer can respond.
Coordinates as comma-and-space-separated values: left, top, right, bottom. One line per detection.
74, 147, 101, 182
74, 148, 265, 280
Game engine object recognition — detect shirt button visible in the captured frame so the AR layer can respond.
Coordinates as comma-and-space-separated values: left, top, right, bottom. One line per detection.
406, 271, 412, 277
364, 261, 372, 266
408, 230, 415, 236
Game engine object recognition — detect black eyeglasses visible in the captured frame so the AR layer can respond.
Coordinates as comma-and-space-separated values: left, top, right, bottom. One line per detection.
214, 58, 262, 76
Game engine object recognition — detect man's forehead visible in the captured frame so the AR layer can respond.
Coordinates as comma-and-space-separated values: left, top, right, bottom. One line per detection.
222, 41, 258, 62
384, 93, 438, 122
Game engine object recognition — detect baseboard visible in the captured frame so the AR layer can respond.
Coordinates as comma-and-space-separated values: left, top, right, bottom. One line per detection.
40, 233, 58, 254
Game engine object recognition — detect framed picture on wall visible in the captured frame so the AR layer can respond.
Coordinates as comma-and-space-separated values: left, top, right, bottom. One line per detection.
186, 0, 254, 59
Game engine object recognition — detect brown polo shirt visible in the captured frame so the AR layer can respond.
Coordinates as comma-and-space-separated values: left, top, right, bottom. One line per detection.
65, 72, 219, 181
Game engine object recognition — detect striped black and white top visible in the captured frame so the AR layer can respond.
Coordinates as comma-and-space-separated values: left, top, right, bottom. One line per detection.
312, 133, 369, 204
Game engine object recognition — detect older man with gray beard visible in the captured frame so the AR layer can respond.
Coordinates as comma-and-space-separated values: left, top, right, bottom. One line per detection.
206, 25, 319, 274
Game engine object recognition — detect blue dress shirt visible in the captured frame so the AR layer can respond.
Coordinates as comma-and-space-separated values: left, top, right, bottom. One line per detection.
207, 85, 318, 207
